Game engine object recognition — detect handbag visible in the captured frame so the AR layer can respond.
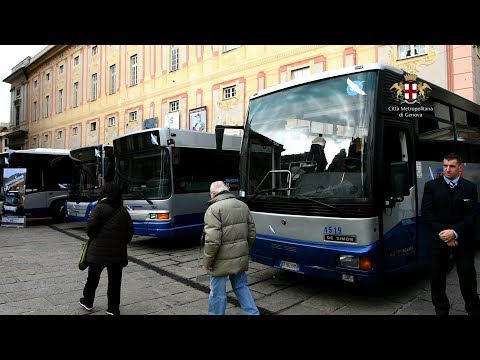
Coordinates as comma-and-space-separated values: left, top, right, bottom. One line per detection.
78, 205, 124, 271
78, 239, 91, 271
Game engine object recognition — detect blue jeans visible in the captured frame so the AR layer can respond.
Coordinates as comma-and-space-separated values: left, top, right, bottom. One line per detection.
208, 272, 259, 315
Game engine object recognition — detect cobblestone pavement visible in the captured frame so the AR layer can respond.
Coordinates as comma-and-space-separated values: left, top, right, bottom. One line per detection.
1, 221, 479, 316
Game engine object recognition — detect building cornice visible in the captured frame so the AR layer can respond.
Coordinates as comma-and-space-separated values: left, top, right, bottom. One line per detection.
26, 45, 71, 73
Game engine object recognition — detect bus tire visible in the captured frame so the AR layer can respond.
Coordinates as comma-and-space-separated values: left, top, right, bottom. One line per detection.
50, 201, 66, 223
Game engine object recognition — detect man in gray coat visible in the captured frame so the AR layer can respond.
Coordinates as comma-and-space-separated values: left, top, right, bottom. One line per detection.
203, 181, 259, 315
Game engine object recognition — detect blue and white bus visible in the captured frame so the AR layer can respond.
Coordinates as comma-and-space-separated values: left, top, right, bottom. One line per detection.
0, 151, 12, 207
66, 144, 115, 221
216, 63, 480, 286
1, 148, 73, 222
113, 127, 241, 239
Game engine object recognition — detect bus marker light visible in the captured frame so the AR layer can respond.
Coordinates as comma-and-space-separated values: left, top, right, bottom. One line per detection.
150, 213, 169, 220
359, 256, 373, 270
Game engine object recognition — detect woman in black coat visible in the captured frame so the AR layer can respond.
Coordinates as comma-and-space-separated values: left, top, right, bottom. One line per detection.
79, 182, 134, 315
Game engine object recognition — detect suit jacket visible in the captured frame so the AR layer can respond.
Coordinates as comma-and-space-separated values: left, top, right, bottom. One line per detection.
421, 177, 478, 248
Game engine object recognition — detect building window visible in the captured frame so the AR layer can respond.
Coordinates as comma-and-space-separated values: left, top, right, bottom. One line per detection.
34, 80, 37, 88
92, 45, 98, 56
110, 65, 116, 94
58, 89, 63, 113
398, 45, 426, 60
45, 95, 49, 117
59, 65, 64, 74
108, 117, 116, 126
73, 126, 78, 135
15, 88, 20, 98
223, 45, 239, 52
33, 101, 37, 121
169, 100, 179, 112
46, 73, 50, 81
57, 130, 63, 139
90, 122, 97, 131
223, 85, 236, 100
291, 67, 310, 80
130, 55, 138, 86
129, 111, 137, 122
73, 82, 79, 107
91, 73, 98, 101
74, 56, 79, 66
345, 53, 355, 67
15, 105, 20, 126
32, 137, 37, 145
44, 134, 49, 142
170, 45, 179, 71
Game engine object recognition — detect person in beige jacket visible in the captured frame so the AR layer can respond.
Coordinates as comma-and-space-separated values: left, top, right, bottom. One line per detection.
203, 181, 259, 315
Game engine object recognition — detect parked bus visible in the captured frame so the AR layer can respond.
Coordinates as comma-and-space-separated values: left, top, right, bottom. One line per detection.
0, 151, 11, 207
215, 63, 480, 286
66, 144, 115, 221
113, 127, 241, 239
1, 148, 73, 222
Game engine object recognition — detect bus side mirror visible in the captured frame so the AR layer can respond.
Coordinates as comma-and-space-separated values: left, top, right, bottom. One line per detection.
215, 125, 244, 151
386, 161, 410, 208
215, 126, 225, 151
390, 161, 410, 197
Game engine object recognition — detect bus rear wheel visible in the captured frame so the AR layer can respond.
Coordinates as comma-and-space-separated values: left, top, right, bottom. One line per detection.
50, 201, 66, 223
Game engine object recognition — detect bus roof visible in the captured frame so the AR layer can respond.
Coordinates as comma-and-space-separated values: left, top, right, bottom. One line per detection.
250, 62, 403, 100
12, 148, 71, 156
114, 127, 241, 151
70, 144, 112, 152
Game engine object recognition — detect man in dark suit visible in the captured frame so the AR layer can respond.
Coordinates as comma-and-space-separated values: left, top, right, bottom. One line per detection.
421, 153, 480, 316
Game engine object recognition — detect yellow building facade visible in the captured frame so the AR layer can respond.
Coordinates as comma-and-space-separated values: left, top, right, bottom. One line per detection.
3, 45, 479, 150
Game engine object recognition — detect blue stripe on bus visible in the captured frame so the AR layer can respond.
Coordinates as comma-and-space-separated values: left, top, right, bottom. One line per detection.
383, 218, 419, 271
66, 201, 98, 222
250, 232, 417, 286
133, 213, 204, 240
85, 202, 97, 218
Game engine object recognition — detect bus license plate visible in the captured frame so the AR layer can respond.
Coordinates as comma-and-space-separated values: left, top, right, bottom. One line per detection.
280, 260, 299, 272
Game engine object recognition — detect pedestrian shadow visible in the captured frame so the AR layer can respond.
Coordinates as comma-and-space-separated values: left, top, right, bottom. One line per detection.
131, 234, 202, 251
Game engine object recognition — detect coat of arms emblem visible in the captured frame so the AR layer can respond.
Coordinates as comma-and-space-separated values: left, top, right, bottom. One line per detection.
389, 73, 432, 105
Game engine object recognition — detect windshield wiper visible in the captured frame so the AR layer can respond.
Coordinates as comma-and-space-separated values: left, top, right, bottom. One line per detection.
249, 187, 296, 201
290, 195, 344, 216
132, 188, 154, 205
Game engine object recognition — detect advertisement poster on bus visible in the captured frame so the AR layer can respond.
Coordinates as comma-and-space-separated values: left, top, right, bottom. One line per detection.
1, 168, 27, 228
189, 106, 207, 132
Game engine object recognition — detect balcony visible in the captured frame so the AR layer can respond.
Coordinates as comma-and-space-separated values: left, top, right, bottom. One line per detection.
8, 122, 28, 133
5, 122, 28, 149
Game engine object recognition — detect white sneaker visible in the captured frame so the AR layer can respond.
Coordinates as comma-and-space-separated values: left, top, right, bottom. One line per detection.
79, 298, 92, 311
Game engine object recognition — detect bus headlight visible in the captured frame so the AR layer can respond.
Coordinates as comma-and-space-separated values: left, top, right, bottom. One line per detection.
339, 255, 372, 270
339, 255, 359, 269
149, 212, 169, 220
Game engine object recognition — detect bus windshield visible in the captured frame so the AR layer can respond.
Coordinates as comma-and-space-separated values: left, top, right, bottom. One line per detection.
243, 71, 377, 200
69, 152, 101, 201
0, 153, 8, 201
116, 148, 171, 200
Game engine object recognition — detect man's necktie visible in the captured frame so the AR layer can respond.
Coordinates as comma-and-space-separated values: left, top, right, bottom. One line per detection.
449, 180, 455, 188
